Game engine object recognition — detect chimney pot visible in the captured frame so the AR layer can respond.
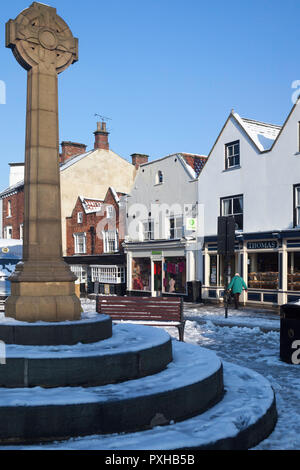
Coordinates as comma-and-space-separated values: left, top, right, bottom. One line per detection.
94, 121, 109, 150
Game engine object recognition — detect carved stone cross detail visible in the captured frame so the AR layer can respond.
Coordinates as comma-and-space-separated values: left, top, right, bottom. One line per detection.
6, 2, 78, 73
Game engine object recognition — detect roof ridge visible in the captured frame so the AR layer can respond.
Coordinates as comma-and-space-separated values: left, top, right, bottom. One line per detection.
241, 117, 282, 129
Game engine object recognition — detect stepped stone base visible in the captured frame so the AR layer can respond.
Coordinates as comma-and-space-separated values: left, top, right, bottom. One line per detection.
0, 314, 112, 346
0, 312, 277, 449
0, 324, 173, 388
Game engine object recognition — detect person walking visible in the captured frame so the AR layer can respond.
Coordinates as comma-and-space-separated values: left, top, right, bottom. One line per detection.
227, 273, 247, 309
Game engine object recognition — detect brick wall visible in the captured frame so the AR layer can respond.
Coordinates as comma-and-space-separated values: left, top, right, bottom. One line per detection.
60, 142, 87, 164
2, 189, 24, 239
66, 189, 123, 256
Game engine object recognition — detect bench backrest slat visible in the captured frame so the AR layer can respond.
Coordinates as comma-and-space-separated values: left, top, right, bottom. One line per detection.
96, 296, 183, 322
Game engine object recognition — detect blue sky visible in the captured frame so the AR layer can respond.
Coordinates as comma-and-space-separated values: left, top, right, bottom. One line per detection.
0, 0, 300, 190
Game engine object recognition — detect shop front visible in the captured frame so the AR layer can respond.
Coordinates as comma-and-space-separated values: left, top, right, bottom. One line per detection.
202, 231, 300, 307
125, 240, 198, 300
64, 254, 126, 296
203, 239, 240, 302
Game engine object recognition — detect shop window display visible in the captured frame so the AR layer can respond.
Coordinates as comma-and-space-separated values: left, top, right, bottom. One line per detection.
209, 255, 217, 286
132, 258, 151, 291
164, 257, 186, 294
288, 252, 300, 291
248, 252, 278, 290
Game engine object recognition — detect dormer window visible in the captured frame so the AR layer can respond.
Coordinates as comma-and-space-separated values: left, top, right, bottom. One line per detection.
225, 141, 240, 169
156, 171, 163, 184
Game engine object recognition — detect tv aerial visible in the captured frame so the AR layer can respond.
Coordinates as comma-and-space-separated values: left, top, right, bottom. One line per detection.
94, 113, 112, 122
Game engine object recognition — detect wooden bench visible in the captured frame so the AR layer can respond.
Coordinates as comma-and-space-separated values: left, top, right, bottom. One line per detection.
96, 296, 186, 341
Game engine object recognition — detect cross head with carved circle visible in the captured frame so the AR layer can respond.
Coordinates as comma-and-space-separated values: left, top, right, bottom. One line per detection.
6, 2, 78, 74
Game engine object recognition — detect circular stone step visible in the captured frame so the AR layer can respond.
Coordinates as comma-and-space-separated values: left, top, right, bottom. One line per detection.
1, 361, 276, 450
0, 312, 112, 345
0, 324, 173, 388
0, 342, 223, 444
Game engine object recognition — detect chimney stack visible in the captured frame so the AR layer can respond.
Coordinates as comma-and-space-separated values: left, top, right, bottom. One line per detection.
60, 142, 87, 164
94, 121, 109, 150
131, 153, 149, 170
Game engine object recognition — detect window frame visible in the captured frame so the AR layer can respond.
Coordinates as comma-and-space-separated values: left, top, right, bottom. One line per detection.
169, 215, 183, 240
142, 219, 154, 241
225, 140, 240, 169
293, 184, 300, 227
91, 265, 125, 284
103, 230, 119, 253
73, 232, 87, 254
220, 194, 244, 231
77, 212, 83, 224
4, 225, 13, 239
155, 171, 164, 185
7, 200, 12, 218
106, 205, 114, 219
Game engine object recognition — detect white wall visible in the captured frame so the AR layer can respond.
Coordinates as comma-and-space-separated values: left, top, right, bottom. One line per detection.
198, 103, 300, 236
9, 164, 24, 187
127, 155, 198, 241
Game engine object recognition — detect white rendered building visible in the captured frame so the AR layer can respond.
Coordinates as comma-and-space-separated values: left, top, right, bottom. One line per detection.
198, 100, 300, 306
124, 153, 206, 299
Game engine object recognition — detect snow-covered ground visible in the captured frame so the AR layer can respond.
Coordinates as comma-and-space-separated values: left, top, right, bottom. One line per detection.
0, 298, 298, 450
165, 303, 299, 450
80, 298, 299, 450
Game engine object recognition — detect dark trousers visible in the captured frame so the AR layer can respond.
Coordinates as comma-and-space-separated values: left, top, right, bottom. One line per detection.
234, 293, 240, 309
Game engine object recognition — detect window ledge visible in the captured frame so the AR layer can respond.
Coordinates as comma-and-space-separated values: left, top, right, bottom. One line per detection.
222, 165, 241, 173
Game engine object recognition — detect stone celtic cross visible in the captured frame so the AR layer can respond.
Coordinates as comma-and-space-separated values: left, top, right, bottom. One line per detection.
6, 2, 78, 74
5, 2, 81, 322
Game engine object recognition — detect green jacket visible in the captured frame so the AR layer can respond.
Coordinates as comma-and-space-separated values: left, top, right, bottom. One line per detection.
228, 276, 247, 294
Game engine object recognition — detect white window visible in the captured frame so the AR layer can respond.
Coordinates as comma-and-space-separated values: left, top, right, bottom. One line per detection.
142, 219, 154, 241
295, 185, 300, 226
74, 232, 86, 254
221, 195, 243, 230
77, 212, 83, 224
155, 171, 163, 184
169, 215, 183, 239
106, 205, 114, 219
70, 265, 87, 283
225, 141, 240, 169
103, 230, 118, 253
20, 224, 23, 240
7, 200, 12, 218
4, 226, 12, 239
91, 265, 125, 284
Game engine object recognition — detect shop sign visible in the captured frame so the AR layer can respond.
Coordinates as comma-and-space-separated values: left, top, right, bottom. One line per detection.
152, 250, 162, 261
247, 241, 278, 250
1, 247, 9, 254
186, 218, 197, 231
104, 284, 110, 295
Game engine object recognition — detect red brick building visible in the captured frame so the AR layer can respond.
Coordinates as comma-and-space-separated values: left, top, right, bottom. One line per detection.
64, 187, 128, 295
1, 178, 24, 240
